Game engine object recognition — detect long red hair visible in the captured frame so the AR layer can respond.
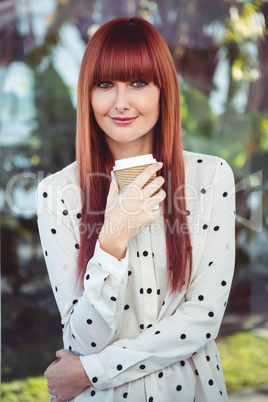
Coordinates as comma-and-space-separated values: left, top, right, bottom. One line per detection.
76, 17, 192, 293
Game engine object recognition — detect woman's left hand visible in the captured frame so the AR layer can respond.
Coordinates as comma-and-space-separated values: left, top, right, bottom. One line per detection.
44, 349, 92, 401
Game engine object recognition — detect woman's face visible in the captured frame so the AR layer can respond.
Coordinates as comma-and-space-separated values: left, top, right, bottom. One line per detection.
91, 80, 160, 150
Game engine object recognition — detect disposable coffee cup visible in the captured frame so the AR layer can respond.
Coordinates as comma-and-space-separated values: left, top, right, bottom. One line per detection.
113, 154, 160, 209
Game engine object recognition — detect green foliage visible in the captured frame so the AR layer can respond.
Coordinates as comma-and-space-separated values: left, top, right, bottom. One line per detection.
217, 332, 268, 392
1, 376, 48, 402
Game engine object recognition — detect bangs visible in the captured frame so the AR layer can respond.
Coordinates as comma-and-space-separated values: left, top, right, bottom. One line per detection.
92, 24, 162, 86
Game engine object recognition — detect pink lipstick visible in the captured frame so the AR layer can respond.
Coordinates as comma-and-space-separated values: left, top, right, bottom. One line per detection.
111, 117, 137, 125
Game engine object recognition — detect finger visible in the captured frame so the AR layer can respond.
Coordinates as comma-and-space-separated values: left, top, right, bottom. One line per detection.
144, 189, 166, 211
132, 162, 163, 189
51, 358, 61, 365
55, 349, 65, 359
142, 175, 165, 199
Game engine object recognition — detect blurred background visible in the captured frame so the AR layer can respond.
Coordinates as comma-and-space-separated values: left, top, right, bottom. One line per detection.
1, 0, 268, 400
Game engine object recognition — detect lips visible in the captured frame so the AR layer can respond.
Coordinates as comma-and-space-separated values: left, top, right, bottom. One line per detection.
111, 117, 138, 125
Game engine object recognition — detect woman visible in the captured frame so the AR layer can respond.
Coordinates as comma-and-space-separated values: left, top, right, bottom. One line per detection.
36, 17, 236, 402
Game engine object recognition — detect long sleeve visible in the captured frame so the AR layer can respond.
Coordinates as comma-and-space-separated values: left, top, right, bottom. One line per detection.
80, 159, 236, 390
36, 167, 130, 355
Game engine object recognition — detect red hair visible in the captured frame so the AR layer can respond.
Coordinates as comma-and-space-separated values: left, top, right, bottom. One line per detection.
76, 17, 192, 293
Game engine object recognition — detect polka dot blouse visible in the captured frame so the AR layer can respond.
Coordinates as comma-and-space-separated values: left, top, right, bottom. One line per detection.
36, 151, 236, 402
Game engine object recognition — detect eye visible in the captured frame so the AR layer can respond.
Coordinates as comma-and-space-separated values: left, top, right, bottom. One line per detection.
97, 81, 113, 88
132, 81, 148, 88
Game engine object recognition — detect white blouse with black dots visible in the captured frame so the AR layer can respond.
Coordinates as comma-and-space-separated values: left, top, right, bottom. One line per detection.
36, 150, 236, 402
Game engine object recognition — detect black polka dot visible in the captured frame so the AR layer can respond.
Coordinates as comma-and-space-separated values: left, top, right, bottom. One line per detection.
72, 299, 78, 304
208, 311, 214, 317
214, 226, 220, 231
71, 309, 74, 314
198, 295, 204, 301
98, 262, 102, 267
128, 271, 132, 276
117, 364, 123, 371
143, 251, 148, 257
186, 210, 190, 216
201, 188, 206, 194
75, 243, 79, 249
176, 385, 182, 391
209, 379, 214, 386
217, 365, 220, 370
152, 252, 154, 257
162, 300, 165, 306
203, 224, 208, 230
91, 390, 95, 396
155, 331, 160, 335
77, 213, 82, 219
140, 288, 144, 294
137, 251, 140, 257
123, 392, 128, 399
140, 324, 144, 330
208, 261, 213, 266
157, 289, 160, 295
147, 288, 152, 294
43, 192, 48, 198
224, 301, 227, 307
180, 334, 186, 340
61, 324, 64, 329
104, 277, 107, 281
63, 210, 68, 216
124, 305, 129, 310
92, 377, 98, 383
220, 391, 223, 395
223, 192, 228, 197
86, 274, 90, 280
206, 355, 210, 361
61, 199, 64, 203
195, 369, 199, 375
149, 398, 153, 402
111, 296, 116, 301
87, 319, 92, 325
118, 259, 121, 262
197, 159, 203, 163
55, 286, 58, 292
69, 345, 72, 351
51, 229, 56, 234
180, 361, 185, 366
206, 333, 211, 339
147, 324, 152, 328
72, 334, 75, 339
91, 342, 96, 347
45, 251, 48, 256
139, 364, 146, 370
221, 280, 227, 286
158, 372, 163, 378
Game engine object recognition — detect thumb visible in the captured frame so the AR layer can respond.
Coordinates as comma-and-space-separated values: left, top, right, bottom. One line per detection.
55, 349, 71, 359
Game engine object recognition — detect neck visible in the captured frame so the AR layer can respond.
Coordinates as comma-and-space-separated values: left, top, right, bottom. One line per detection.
105, 133, 154, 161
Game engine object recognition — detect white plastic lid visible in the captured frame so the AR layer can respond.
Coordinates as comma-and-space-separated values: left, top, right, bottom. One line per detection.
113, 154, 156, 171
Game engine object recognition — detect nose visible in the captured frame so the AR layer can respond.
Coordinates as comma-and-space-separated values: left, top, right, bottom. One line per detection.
114, 83, 130, 112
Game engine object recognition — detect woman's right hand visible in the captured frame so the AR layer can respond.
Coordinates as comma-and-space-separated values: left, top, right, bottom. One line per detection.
98, 162, 166, 259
